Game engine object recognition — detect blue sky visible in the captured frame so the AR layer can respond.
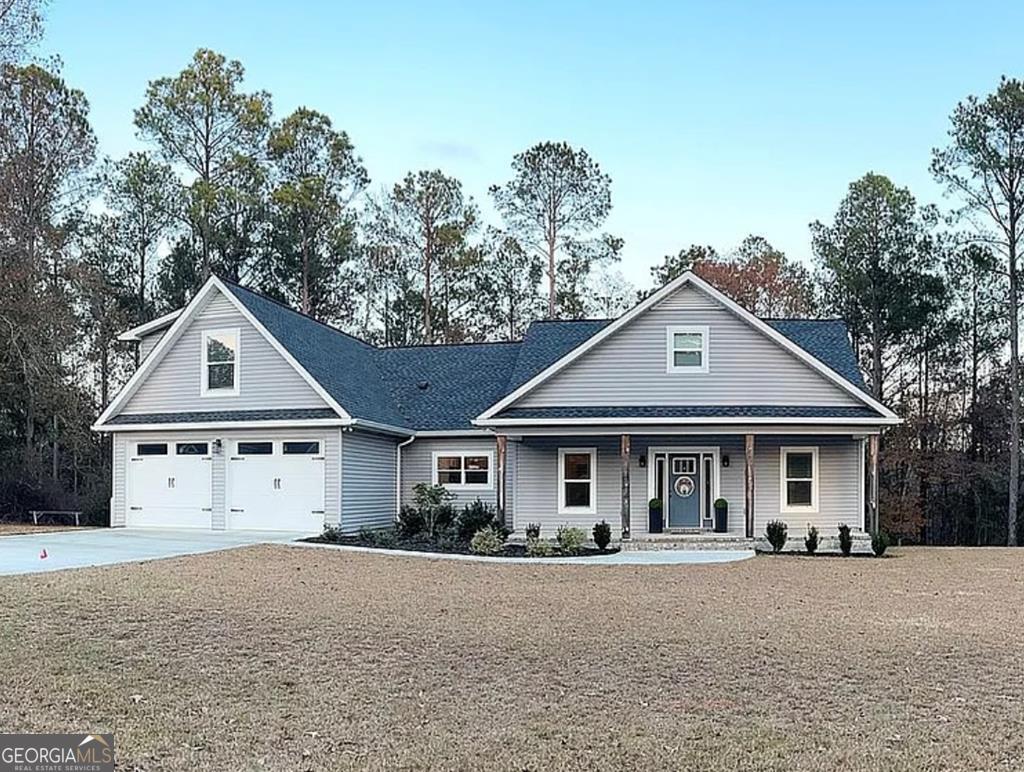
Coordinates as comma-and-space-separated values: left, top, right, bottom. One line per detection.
44, 1, 1024, 289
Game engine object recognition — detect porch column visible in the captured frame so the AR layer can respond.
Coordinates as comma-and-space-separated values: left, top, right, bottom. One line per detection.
620, 434, 631, 540
867, 434, 879, 534
496, 434, 508, 527
744, 434, 755, 538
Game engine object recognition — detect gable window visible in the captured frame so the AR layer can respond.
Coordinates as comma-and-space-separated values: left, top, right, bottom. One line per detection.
666, 325, 709, 373
558, 447, 597, 515
432, 451, 493, 489
202, 329, 239, 396
781, 446, 819, 513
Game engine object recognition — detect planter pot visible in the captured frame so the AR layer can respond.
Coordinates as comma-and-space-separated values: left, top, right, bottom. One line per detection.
648, 506, 664, 534
713, 501, 728, 533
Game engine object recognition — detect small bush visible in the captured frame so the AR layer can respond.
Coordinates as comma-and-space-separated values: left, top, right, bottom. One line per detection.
871, 529, 890, 557
838, 523, 853, 556
357, 526, 398, 548
470, 526, 505, 555
411, 482, 457, 537
396, 505, 424, 538
556, 525, 587, 556
457, 499, 497, 542
526, 537, 554, 557
714, 497, 728, 509
525, 522, 541, 540
765, 520, 788, 553
804, 525, 819, 555
321, 525, 344, 543
592, 520, 612, 551
648, 497, 663, 511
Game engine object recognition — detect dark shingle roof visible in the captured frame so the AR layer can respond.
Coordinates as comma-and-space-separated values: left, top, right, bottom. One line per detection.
221, 282, 408, 427
204, 281, 876, 431
766, 319, 866, 390
376, 342, 523, 431
495, 405, 881, 420
109, 408, 338, 425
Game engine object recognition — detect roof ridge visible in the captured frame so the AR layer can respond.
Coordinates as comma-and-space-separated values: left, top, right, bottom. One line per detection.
379, 339, 523, 351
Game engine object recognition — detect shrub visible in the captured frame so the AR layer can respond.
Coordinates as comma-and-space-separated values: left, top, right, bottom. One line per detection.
457, 499, 497, 542
412, 483, 457, 537
556, 525, 587, 556
648, 497, 663, 511
526, 537, 554, 557
525, 522, 541, 540
321, 525, 344, 543
804, 525, 819, 555
765, 520, 788, 553
838, 523, 853, 556
396, 505, 424, 538
871, 530, 890, 557
592, 520, 612, 551
470, 526, 505, 555
714, 497, 728, 509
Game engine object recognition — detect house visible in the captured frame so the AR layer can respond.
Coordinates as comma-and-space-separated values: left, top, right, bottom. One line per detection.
92, 271, 898, 542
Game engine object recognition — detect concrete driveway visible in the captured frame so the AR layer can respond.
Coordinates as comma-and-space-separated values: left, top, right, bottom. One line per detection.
0, 528, 307, 576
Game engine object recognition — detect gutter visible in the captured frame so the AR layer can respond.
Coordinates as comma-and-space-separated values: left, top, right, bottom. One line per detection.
396, 435, 416, 519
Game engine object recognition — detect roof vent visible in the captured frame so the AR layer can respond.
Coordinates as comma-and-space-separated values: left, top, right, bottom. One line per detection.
416, 380, 430, 391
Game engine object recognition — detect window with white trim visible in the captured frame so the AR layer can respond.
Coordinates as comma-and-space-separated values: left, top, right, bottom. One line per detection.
558, 447, 597, 515
666, 325, 709, 373
781, 446, 818, 513
432, 451, 493, 489
202, 329, 239, 396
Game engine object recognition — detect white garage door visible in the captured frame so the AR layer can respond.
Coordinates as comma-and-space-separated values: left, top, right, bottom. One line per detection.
127, 441, 213, 528
227, 439, 325, 531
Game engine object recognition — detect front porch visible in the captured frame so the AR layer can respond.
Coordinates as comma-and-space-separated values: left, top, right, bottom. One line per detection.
496, 430, 880, 544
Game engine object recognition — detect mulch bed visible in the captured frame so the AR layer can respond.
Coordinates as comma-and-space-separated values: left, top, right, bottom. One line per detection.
302, 533, 619, 558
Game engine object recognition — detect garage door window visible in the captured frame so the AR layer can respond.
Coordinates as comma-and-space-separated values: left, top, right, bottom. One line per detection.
283, 441, 320, 455
137, 443, 167, 456
237, 441, 273, 455
176, 442, 209, 455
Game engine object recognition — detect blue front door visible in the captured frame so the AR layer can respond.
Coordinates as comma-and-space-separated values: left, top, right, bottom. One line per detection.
668, 454, 701, 528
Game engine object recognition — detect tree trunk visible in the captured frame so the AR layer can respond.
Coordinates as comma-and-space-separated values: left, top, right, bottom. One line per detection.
301, 236, 311, 316
1008, 236, 1020, 546
546, 233, 557, 319
619, 434, 631, 540
423, 217, 433, 342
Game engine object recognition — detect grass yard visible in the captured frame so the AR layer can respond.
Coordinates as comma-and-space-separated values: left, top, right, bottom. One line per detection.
1, 546, 1022, 771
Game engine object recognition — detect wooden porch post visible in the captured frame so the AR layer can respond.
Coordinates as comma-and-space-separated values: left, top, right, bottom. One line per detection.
744, 434, 755, 539
620, 434, 631, 540
496, 434, 508, 527
867, 434, 879, 534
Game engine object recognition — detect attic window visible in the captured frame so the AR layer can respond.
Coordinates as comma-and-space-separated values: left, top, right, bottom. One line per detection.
202, 329, 240, 396
666, 325, 709, 374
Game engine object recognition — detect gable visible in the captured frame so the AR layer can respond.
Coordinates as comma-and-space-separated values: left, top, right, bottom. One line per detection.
515, 284, 862, 409
118, 289, 329, 416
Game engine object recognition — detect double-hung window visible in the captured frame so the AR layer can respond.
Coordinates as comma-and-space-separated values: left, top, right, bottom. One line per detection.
433, 451, 493, 490
780, 446, 818, 513
666, 325, 709, 373
558, 447, 597, 515
202, 329, 239, 396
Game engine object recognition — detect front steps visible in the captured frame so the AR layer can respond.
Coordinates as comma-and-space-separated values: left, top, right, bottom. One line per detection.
620, 533, 753, 551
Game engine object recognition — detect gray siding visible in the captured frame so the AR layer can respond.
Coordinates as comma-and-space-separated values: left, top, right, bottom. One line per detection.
341, 430, 398, 533
518, 284, 859, 408
138, 330, 166, 362
120, 291, 327, 415
510, 434, 863, 539
400, 437, 499, 509
110, 427, 341, 529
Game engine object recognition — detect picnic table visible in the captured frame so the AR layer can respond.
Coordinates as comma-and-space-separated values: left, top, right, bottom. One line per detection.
29, 510, 82, 527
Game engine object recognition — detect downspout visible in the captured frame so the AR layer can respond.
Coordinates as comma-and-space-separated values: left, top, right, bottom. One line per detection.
396, 435, 416, 520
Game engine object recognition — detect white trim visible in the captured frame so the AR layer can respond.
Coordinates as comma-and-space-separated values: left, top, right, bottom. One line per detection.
780, 446, 819, 514
117, 309, 182, 341
348, 419, 415, 437
665, 324, 709, 374
494, 425, 882, 437
94, 418, 347, 432
477, 415, 901, 428
557, 447, 597, 516
859, 436, 867, 531
475, 271, 899, 422
415, 429, 491, 438
95, 277, 351, 428
200, 327, 241, 397
431, 450, 494, 491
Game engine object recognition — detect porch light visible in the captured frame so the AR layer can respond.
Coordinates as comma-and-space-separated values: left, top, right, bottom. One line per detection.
722, 454, 730, 468
213, 438, 223, 454
638, 455, 646, 468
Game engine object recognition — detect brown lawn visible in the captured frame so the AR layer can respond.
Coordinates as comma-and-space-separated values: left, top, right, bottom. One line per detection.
0, 546, 1022, 771
0, 523, 91, 536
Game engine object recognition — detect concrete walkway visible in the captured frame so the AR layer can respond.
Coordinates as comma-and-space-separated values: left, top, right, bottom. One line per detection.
288, 540, 755, 565
0, 528, 308, 576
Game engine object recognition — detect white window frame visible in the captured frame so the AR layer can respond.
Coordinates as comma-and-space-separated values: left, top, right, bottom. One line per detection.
201, 328, 241, 397
431, 450, 494, 491
780, 446, 819, 514
666, 325, 709, 374
558, 447, 597, 516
